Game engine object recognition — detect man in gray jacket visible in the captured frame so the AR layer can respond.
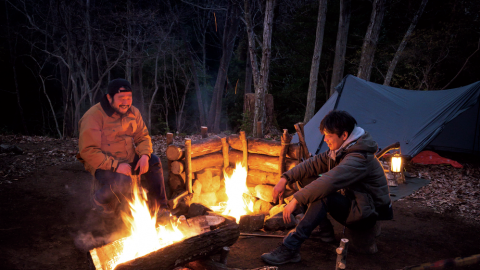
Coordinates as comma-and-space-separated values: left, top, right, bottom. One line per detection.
261, 110, 392, 265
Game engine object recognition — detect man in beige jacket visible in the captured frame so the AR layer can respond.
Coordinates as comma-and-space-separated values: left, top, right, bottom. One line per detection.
77, 79, 167, 217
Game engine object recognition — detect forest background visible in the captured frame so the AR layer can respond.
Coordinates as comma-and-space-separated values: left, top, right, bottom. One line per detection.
1, 0, 479, 138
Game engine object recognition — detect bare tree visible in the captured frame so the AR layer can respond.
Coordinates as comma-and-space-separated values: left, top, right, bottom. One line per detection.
304, 0, 327, 124
244, 0, 276, 136
330, 0, 351, 96
384, 0, 428, 86
357, 0, 387, 81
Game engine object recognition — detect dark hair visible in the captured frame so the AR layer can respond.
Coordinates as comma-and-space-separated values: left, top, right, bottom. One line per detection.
319, 110, 357, 137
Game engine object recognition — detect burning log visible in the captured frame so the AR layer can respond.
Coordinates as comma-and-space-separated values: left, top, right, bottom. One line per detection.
229, 150, 298, 173
166, 136, 223, 161
227, 135, 300, 160
89, 218, 240, 270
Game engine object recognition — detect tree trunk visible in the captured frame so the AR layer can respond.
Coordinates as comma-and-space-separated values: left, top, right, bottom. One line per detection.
209, 2, 240, 133
304, 0, 327, 124
188, 46, 206, 126
357, 0, 386, 81
245, 50, 253, 94
384, 0, 428, 86
253, 0, 276, 137
330, 0, 351, 96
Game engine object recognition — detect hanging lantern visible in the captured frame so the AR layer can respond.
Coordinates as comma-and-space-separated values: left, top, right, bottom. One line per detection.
391, 153, 402, 173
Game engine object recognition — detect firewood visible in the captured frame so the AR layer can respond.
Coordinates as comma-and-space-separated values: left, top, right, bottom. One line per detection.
171, 161, 185, 175
201, 126, 208, 138
229, 150, 298, 173
221, 137, 229, 169
246, 170, 279, 186
256, 121, 263, 138
185, 139, 193, 194
278, 129, 292, 175
227, 135, 300, 159
335, 238, 349, 270
166, 136, 223, 161
191, 152, 224, 173
294, 123, 310, 159
90, 219, 240, 270
240, 131, 248, 169
169, 173, 185, 191
166, 133, 174, 145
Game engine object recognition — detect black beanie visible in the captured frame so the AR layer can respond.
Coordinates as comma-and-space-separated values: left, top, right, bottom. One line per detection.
107, 78, 132, 97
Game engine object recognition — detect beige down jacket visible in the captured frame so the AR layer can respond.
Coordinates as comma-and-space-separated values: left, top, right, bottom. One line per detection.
77, 96, 152, 175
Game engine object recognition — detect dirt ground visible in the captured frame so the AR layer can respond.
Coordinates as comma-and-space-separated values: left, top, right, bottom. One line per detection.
1, 137, 480, 270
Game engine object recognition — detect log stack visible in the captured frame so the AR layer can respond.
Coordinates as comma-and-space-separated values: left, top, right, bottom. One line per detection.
165, 129, 301, 228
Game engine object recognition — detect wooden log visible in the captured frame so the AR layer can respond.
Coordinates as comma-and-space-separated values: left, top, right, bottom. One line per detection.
171, 161, 185, 175
227, 135, 300, 160
240, 131, 248, 170
166, 136, 223, 161
191, 152, 224, 173
278, 129, 292, 175
168, 190, 190, 210
256, 121, 263, 138
185, 139, 193, 194
221, 137, 229, 169
201, 126, 208, 138
166, 133, 174, 145
246, 169, 279, 186
90, 219, 240, 270
335, 238, 349, 270
294, 123, 310, 159
169, 173, 185, 191
229, 150, 298, 173
219, 246, 230, 265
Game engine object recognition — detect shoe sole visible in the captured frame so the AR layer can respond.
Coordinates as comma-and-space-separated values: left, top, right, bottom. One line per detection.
261, 254, 301, 265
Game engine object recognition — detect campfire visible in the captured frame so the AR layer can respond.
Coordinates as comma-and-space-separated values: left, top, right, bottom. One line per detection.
210, 162, 254, 222
89, 175, 238, 270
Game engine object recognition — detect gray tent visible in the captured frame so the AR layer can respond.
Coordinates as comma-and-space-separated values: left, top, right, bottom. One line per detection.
292, 75, 480, 158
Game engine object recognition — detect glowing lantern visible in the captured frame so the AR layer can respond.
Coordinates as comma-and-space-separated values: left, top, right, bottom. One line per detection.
391, 153, 402, 173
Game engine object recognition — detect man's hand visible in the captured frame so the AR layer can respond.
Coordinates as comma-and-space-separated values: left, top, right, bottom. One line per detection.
283, 198, 298, 224
273, 177, 288, 204
135, 155, 149, 175
116, 163, 132, 176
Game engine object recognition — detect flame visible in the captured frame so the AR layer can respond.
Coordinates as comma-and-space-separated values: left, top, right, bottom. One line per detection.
220, 162, 254, 223
110, 177, 184, 269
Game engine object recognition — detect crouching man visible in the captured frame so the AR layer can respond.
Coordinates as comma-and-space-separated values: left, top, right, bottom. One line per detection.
77, 78, 168, 221
261, 110, 392, 265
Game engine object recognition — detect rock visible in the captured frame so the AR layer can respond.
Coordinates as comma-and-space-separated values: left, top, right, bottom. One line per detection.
199, 192, 217, 207
264, 212, 296, 231
254, 185, 274, 202
187, 203, 211, 218
216, 187, 228, 203
239, 214, 265, 231
269, 204, 286, 217
253, 199, 273, 215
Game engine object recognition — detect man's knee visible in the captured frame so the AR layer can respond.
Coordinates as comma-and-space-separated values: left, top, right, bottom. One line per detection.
149, 154, 161, 167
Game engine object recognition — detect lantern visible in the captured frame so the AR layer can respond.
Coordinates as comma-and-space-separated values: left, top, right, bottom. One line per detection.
391, 153, 402, 173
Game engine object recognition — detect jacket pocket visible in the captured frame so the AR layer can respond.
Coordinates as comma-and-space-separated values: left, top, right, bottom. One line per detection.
346, 191, 377, 226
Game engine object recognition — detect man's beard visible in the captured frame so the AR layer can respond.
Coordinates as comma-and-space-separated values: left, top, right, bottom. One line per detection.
110, 101, 130, 115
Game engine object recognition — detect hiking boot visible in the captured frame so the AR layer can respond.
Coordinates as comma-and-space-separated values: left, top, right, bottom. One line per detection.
92, 196, 116, 216
261, 243, 301, 265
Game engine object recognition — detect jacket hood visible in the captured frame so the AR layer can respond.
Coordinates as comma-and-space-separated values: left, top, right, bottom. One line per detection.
329, 127, 378, 160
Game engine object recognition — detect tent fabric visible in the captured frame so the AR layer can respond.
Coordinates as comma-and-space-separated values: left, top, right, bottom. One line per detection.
411, 150, 463, 168
292, 75, 480, 158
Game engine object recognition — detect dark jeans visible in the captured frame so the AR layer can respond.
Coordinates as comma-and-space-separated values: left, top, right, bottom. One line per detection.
283, 192, 352, 250
94, 154, 168, 209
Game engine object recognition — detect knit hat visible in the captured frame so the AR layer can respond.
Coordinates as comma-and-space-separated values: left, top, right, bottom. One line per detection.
107, 78, 132, 97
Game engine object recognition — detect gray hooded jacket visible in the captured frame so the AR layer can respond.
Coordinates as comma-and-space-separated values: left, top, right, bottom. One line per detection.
283, 128, 391, 225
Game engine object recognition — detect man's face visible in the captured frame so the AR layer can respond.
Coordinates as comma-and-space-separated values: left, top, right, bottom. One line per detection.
323, 130, 348, 151
107, 89, 132, 115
